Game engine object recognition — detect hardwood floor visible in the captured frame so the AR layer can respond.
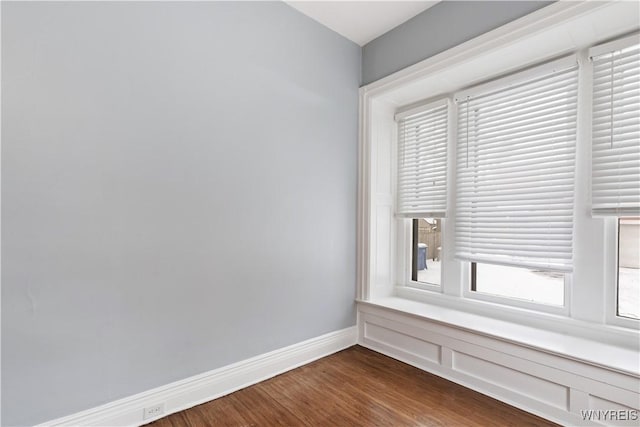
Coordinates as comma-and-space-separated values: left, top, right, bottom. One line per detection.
150, 346, 558, 426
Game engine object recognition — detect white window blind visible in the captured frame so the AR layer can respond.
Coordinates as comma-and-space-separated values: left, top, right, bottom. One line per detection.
396, 99, 448, 218
454, 57, 579, 272
590, 35, 640, 217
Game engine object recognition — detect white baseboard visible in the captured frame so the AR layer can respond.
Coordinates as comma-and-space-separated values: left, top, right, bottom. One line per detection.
38, 326, 357, 427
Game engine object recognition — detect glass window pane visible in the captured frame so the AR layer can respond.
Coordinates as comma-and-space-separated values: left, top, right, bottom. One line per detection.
413, 218, 442, 286
472, 263, 564, 306
618, 218, 640, 320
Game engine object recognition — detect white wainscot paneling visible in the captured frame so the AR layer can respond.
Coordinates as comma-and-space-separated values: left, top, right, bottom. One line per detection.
357, 303, 640, 426
364, 321, 441, 365
451, 351, 569, 410
586, 395, 640, 427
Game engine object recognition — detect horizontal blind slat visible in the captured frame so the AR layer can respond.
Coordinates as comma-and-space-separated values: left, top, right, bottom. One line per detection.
592, 39, 640, 216
397, 100, 448, 217
456, 60, 577, 271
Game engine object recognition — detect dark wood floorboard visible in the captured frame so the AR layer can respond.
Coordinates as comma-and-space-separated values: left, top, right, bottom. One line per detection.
149, 346, 558, 427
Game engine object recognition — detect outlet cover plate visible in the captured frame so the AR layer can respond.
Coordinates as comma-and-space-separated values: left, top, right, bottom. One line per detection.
143, 403, 165, 420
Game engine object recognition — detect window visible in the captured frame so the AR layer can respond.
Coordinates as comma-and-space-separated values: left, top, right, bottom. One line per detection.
590, 34, 640, 321
454, 56, 578, 307
412, 218, 442, 286
396, 99, 448, 289
358, 5, 640, 416
361, 12, 640, 333
618, 218, 640, 319
471, 262, 564, 306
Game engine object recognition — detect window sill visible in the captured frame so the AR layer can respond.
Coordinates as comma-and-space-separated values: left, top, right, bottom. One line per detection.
358, 293, 640, 377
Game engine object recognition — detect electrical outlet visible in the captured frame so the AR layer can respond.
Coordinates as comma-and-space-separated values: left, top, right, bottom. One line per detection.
143, 403, 165, 420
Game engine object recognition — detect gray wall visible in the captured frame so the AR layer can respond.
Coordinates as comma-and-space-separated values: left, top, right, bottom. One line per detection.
362, 1, 553, 85
1, 2, 360, 425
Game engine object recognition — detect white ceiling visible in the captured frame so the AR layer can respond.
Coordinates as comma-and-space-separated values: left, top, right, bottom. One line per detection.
285, 1, 440, 46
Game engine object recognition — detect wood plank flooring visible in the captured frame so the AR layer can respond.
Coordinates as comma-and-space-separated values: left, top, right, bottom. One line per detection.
150, 346, 558, 426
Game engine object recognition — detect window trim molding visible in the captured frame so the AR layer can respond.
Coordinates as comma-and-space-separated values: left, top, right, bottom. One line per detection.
359, 2, 614, 99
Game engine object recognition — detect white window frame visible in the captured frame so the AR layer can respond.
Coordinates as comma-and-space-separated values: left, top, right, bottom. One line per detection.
605, 217, 640, 328
358, 1, 640, 346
